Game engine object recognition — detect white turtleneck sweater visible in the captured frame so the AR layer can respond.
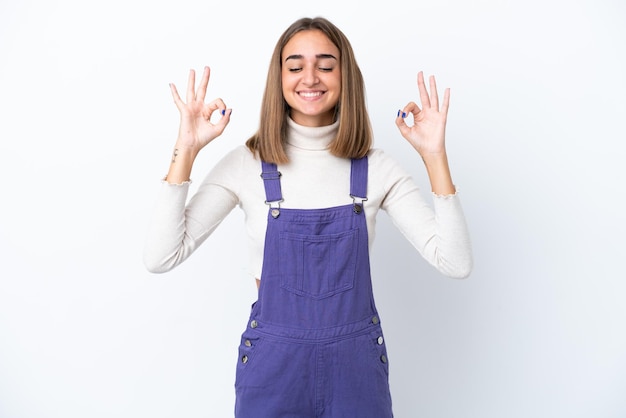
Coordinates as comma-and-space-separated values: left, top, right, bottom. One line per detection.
144, 118, 472, 279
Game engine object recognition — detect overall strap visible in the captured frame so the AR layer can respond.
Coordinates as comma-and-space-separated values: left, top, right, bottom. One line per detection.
350, 156, 368, 214
261, 158, 367, 215
350, 156, 368, 199
260, 161, 283, 203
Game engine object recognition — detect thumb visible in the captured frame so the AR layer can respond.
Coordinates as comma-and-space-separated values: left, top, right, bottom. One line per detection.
215, 108, 233, 132
395, 109, 410, 137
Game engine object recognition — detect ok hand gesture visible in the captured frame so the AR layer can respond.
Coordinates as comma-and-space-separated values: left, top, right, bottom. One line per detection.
395, 71, 450, 159
170, 66, 231, 153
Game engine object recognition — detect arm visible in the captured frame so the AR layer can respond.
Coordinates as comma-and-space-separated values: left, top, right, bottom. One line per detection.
389, 72, 472, 278
375, 150, 472, 279
143, 173, 239, 274
143, 67, 236, 273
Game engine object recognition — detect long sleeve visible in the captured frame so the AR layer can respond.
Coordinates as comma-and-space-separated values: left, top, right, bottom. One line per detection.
143, 120, 472, 280
143, 150, 243, 274
372, 149, 473, 279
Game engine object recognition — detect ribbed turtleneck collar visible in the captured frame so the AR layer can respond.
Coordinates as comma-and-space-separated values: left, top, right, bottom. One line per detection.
286, 117, 339, 151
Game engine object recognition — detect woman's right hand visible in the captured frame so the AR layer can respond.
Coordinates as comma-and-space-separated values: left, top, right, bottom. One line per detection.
170, 66, 231, 154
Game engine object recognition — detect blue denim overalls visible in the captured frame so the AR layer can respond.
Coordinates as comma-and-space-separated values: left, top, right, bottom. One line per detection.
234, 157, 393, 417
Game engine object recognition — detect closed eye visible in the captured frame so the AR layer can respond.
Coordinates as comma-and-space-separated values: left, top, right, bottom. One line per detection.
288, 67, 333, 72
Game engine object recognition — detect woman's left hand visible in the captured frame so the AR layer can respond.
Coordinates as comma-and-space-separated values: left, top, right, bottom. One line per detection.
396, 71, 450, 159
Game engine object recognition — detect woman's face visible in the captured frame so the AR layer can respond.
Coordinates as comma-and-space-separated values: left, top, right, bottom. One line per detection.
281, 29, 341, 127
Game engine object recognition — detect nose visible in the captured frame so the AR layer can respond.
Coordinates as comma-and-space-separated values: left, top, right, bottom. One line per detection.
301, 67, 319, 86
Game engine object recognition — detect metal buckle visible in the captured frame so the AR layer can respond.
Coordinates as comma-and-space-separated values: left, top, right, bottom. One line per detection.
265, 199, 284, 218
260, 171, 282, 180
350, 195, 368, 214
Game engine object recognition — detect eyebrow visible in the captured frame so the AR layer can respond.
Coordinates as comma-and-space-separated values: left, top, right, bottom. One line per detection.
284, 54, 338, 62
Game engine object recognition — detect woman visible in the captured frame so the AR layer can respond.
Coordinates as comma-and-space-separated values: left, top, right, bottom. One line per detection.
144, 16, 472, 417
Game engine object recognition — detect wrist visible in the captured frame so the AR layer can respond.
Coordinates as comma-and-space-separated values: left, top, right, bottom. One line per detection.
420, 152, 456, 195
172, 143, 200, 160
165, 144, 197, 184
420, 151, 448, 167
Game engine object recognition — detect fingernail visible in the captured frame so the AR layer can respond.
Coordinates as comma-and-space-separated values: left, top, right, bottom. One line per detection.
402, 112, 407, 118
397, 110, 401, 117
221, 109, 226, 116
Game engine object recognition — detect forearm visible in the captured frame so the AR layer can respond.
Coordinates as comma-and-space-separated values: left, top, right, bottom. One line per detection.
379, 149, 472, 278
144, 147, 244, 273
143, 181, 196, 273
430, 193, 473, 278
165, 145, 199, 184
386, 190, 472, 279
422, 152, 456, 196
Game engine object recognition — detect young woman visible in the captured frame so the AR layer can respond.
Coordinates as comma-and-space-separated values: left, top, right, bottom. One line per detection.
144, 16, 472, 418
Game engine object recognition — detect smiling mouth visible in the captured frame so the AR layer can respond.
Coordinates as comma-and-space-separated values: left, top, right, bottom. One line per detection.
298, 91, 325, 98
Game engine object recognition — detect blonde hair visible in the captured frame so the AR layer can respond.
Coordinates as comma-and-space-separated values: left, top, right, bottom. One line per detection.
246, 17, 372, 164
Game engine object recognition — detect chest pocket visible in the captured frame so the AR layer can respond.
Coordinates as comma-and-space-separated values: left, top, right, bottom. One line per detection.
278, 228, 359, 299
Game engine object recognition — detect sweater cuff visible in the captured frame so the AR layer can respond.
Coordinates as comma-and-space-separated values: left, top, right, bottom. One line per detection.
161, 177, 192, 186
431, 186, 459, 199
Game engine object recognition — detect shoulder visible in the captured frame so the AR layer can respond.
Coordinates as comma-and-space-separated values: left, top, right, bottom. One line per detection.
218, 144, 257, 164
210, 145, 259, 172
366, 147, 419, 198
367, 148, 410, 177
202, 145, 261, 186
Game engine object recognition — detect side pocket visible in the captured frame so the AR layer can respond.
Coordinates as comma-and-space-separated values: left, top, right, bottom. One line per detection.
367, 328, 390, 377
234, 331, 264, 388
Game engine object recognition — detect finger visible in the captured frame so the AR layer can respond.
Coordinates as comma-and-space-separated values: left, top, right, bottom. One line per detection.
417, 71, 431, 109
211, 98, 227, 111
441, 88, 451, 117
196, 66, 211, 102
429, 75, 439, 110
203, 98, 227, 120
402, 101, 420, 117
186, 69, 196, 103
169, 83, 184, 109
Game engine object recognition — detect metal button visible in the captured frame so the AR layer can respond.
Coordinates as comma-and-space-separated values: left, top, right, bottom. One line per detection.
271, 208, 280, 218
372, 316, 379, 325
380, 355, 387, 364
244, 339, 252, 347
250, 320, 258, 329
377, 336, 384, 345
353, 204, 362, 214
241, 355, 248, 364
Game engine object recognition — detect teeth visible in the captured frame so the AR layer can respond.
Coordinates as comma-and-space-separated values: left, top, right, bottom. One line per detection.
299, 91, 323, 97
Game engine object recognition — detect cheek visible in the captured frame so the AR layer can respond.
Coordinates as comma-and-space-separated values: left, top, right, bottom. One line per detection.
330, 73, 342, 92
330, 78, 342, 102
280, 77, 291, 98
282, 74, 299, 96
280, 71, 290, 89
281, 81, 293, 100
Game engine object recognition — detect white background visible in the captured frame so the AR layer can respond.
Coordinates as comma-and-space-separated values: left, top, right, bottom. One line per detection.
1, 0, 625, 417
